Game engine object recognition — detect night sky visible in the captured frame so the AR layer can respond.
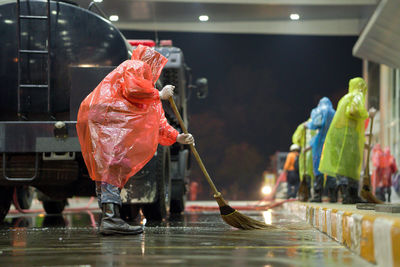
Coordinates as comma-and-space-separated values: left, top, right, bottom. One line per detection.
123, 30, 362, 199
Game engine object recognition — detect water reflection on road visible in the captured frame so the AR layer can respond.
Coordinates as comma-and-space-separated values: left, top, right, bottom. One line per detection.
0, 208, 372, 266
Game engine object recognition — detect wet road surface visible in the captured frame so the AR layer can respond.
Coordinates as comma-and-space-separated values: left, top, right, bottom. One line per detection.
0, 207, 373, 266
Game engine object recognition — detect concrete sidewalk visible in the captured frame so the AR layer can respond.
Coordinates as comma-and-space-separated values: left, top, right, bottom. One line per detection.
285, 201, 400, 267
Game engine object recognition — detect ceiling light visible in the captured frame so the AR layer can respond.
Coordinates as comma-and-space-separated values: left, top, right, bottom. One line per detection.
290, 13, 300, 20
199, 15, 209, 22
109, 15, 119, 22
94, 0, 103, 2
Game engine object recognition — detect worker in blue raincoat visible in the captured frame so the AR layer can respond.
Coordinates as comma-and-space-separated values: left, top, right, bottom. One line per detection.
292, 119, 316, 201
307, 97, 336, 202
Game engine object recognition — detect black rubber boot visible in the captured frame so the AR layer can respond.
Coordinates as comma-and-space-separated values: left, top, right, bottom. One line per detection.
328, 187, 338, 203
340, 185, 351, 204
341, 185, 364, 204
348, 187, 364, 204
310, 175, 323, 202
375, 187, 386, 202
99, 203, 143, 235
310, 190, 322, 202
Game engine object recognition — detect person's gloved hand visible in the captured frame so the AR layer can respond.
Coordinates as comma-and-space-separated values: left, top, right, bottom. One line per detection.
177, 133, 194, 145
159, 85, 175, 100
369, 107, 377, 118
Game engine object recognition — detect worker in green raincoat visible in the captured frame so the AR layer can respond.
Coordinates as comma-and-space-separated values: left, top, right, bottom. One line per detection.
319, 77, 369, 204
292, 119, 316, 201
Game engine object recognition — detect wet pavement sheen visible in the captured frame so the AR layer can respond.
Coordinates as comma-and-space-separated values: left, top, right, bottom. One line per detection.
0, 208, 372, 267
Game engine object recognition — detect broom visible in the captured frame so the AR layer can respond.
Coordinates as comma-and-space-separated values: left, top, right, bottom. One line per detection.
360, 108, 383, 204
168, 97, 274, 230
298, 124, 310, 202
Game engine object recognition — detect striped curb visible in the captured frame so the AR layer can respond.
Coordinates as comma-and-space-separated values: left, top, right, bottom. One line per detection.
284, 202, 400, 267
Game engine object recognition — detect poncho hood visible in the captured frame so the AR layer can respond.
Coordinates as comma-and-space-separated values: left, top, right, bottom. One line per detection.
349, 77, 367, 96
319, 97, 333, 109
131, 45, 167, 85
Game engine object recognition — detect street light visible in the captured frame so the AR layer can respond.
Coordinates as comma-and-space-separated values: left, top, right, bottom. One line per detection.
109, 15, 119, 22
261, 185, 272, 195
199, 15, 209, 22
290, 13, 300, 20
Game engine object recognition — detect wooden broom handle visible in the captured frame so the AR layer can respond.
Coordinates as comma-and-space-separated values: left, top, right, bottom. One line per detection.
168, 97, 220, 195
365, 114, 375, 178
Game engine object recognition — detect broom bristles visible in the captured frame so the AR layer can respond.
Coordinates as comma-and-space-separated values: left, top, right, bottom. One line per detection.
361, 187, 383, 204
214, 193, 277, 230
361, 175, 383, 204
298, 178, 309, 202
222, 210, 277, 230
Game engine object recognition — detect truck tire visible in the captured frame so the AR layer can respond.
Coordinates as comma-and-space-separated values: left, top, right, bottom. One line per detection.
170, 181, 186, 214
142, 146, 171, 221
120, 204, 140, 222
170, 196, 185, 213
16, 186, 34, 210
43, 200, 67, 214
170, 150, 189, 214
0, 187, 13, 222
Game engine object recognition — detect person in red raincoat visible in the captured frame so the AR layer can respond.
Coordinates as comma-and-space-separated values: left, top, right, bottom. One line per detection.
371, 144, 383, 195
77, 45, 194, 235
374, 147, 398, 202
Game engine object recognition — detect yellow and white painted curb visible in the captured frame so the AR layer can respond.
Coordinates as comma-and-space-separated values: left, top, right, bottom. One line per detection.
284, 202, 400, 267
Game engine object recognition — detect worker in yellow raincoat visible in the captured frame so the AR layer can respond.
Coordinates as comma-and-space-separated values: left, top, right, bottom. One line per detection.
319, 77, 369, 204
292, 119, 316, 201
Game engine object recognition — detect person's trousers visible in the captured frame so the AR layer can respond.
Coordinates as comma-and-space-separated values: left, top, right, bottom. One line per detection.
314, 174, 324, 192
375, 186, 391, 202
336, 175, 360, 203
287, 171, 300, 199
325, 175, 337, 189
337, 175, 359, 189
95, 181, 122, 207
287, 182, 299, 199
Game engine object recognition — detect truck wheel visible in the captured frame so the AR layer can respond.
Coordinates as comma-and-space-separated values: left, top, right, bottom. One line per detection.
170, 197, 185, 213
142, 146, 171, 221
43, 200, 67, 214
170, 181, 186, 214
170, 150, 189, 214
0, 187, 13, 222
16, 186, 34, 209
120, 204, 140, 222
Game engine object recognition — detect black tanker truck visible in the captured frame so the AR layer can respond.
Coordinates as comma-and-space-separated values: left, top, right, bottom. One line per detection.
0, 0, 207, 222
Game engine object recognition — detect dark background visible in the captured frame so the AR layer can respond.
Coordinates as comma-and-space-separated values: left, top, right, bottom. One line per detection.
123, 30, 362, 200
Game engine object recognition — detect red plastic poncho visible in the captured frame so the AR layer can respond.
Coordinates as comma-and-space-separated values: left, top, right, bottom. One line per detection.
76, 45, 179, 188
375, 148, 398, 188
371, 144, 383, 192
